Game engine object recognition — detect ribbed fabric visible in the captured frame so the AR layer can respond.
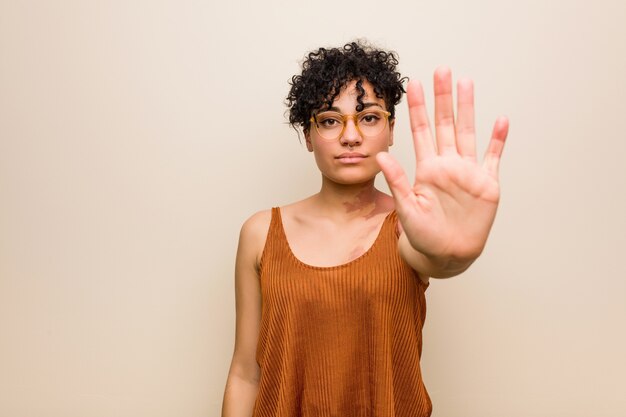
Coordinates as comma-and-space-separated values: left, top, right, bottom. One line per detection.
253, 207, 431, 417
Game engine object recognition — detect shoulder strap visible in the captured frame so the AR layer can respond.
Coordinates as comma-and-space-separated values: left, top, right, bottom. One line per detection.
259, 207, 288, 271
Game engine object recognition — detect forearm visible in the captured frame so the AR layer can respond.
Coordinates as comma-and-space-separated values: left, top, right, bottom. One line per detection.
398, 232, 479, 278
221, 375, 259, 417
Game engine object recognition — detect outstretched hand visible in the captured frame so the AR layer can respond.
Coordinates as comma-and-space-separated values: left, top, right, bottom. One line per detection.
376, 67, 509, 272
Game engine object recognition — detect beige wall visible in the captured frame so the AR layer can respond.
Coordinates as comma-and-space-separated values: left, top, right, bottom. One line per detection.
1, 0, 625, 416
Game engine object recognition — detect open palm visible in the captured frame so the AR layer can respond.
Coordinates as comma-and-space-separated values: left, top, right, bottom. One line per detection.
377, 67, 509, 263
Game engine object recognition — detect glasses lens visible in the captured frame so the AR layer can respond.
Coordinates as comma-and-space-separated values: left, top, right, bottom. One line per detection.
314, 112, 344, 140
357, 110, 388, 136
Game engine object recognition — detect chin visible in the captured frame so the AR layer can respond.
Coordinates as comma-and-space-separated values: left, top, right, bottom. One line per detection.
325, 170, 381, 186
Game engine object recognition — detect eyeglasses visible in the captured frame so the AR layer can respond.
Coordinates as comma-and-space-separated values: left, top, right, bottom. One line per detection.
309, 108, 391, 141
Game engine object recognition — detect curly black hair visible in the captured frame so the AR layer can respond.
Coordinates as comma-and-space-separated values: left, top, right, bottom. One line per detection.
286, 40, 407, 134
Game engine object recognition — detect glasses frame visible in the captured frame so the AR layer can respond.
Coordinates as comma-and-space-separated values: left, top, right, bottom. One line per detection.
309, 108, 392, 141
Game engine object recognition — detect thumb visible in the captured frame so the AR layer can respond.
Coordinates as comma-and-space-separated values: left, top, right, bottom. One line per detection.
376, 152, 413, 204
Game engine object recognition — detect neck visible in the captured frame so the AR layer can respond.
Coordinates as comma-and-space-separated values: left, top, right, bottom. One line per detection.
312, 176, 390, 220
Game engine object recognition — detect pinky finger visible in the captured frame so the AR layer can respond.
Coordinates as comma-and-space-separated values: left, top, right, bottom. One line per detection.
482, 116, 509, 179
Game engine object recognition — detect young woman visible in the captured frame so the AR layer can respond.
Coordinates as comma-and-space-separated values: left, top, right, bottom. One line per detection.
221, 41, 509, 417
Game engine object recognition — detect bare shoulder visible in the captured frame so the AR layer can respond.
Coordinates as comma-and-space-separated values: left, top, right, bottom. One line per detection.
277, 197, 313, 220
240, 209, 272, 238
238, 209, 273, 270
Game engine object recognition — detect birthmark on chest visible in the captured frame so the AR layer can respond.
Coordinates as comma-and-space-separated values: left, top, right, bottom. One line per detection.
347, 245, 367, 262
345, 222, 380, 261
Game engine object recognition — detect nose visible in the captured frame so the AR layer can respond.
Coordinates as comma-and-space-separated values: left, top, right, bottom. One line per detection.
339, 118, 362, 146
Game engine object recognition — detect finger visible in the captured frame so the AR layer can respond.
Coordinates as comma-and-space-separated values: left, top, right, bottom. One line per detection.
455, 78, 476, 161
434, 66, 457, 155
376, 152, 414, 207
482, 116, 509, 179
407, 80, 436, 162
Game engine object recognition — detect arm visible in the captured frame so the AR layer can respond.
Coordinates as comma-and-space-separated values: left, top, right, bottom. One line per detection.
221, 211, 270, 417
398, 232, 476, 279
377, 67, 509, 279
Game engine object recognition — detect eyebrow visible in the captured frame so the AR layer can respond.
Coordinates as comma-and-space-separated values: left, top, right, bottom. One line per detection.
327, 102, 385, 112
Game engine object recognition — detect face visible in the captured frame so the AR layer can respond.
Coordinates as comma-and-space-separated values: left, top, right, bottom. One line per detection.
305, 80, 395, 185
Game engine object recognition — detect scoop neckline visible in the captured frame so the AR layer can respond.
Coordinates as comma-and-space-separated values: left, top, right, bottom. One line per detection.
275, 207, 395, 271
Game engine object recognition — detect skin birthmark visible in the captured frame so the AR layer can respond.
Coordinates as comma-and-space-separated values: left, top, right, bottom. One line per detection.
346, 222, 380, 261
342, 189, 390, 220
347, 245, 366, 261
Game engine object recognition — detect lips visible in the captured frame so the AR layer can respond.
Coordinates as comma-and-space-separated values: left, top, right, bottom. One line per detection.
336, 152, 367, 159
336, 152, 367, 164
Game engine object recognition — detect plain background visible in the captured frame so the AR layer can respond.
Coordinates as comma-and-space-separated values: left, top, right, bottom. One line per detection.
1, 0, 625, 416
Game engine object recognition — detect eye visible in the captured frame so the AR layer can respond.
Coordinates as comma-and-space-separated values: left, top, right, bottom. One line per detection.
316, 113, 343, 128
359, 112, 382, 125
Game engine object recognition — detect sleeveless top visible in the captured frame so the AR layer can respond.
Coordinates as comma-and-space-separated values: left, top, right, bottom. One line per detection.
253, 207, 432, 417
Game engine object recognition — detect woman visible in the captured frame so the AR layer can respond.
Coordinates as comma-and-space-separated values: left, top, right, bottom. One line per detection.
221, 41, 509, 417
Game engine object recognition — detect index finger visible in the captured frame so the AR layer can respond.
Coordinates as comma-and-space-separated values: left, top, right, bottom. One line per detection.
407, 79, 436, 162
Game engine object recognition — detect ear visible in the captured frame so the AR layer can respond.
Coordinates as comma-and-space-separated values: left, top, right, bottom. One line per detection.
305, 130, 313, 152
388, 119, 395, 147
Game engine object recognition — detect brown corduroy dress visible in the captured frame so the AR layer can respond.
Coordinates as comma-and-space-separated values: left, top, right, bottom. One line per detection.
252, 207, 431, 417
